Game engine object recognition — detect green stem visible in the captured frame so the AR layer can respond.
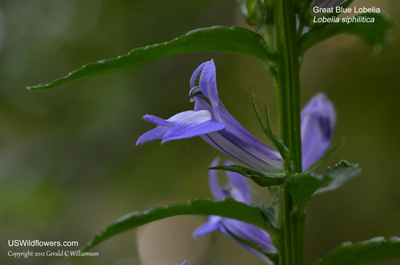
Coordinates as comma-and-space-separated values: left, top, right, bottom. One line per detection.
272, 0, 304, 264
291, 209, 306, 265
278, 187, 292, 265
274, 0, 302, 171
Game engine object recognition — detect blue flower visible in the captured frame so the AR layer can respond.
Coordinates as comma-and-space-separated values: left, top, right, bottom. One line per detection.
180, 260, 187, 265
193, 158, 276, 264
136, 61, 336, 264
136, 60, 283, 172
301, 92, 336, 170
136, 60, 336, 172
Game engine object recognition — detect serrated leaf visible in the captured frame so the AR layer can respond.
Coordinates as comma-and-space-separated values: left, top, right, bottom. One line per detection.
28, 26, 276, 90
288, 160, 360, 207
210, 165, 286, 187
315, 160, 360, 195
300, 13, 393, 55
314, 237, 400, 265
84, 198, 279, 251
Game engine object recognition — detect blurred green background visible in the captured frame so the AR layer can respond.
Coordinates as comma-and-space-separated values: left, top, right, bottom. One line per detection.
0, 0, 399, 264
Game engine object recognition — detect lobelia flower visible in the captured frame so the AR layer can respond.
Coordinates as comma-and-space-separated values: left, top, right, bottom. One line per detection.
301, 92, 336, 170
193, 158, 276, 264
136, 60, 284, 172
180, 260, 187, 265
136, 59, 335, 172
136, 60, 336, 263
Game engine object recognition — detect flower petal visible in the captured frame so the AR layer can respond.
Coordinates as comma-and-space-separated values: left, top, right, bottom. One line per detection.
137, 110, 225, 144
222, 219, 276, 253
224, 161, 252, 204
199, 60, 219, 108
162, 120, 225, 143
192, 215, 222, 238
136, 126, 169, 145
208, 158, 226, 201
301, 93, 336, 170
190, 61, 207, 88
220, 218, 276, 265
143, 114, 174, 127
195, 97, 283, 172
221, 232, 274, 264
236, 243, 274, 265
167, 110, 212, 125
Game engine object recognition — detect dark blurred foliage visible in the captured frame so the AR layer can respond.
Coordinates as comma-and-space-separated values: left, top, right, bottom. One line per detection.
0, 0, 398, 265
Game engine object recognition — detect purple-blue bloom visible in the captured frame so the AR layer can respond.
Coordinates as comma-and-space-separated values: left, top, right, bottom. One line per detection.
180, 260, 187, 265
301, 93, 336, 170
136, 60, 336, 172
136, 60, 283, 172
136, 61, 336, 264
193, 158, 276, 264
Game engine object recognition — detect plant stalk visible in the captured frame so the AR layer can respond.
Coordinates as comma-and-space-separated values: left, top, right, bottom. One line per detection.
272, 0, 304, 264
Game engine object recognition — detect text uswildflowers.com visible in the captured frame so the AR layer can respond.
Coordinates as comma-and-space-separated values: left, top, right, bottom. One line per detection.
8, 240, 78, 247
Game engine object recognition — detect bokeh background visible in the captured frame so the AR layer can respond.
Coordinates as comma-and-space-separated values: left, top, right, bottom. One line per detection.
0, 0, 399, 264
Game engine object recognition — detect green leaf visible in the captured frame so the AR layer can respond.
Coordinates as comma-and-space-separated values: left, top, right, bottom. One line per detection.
84, 198, 279, 251
210, 165, 286, 187
28, 26, 276, 90
315, 160, 360, 195
300, 13, 394, 55
314, 237, 400, 265
257, 203, 276, 228
287, 173, 326, 209
288, 160, 360, 208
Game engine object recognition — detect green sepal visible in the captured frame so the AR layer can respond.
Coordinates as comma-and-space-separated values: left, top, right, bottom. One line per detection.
300, 13, 394, 55
288, 160, 360, 209
314, 237, 400, 265
264, 107, 295, 172
84, 198, 280, 251
210, 165, 286, 187
250, 90, 294, 172
28, 26, 277, 90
